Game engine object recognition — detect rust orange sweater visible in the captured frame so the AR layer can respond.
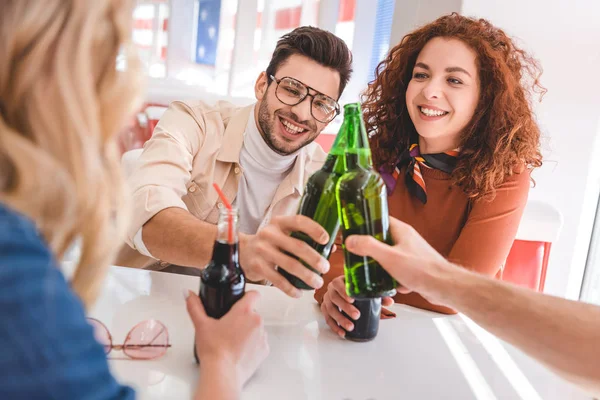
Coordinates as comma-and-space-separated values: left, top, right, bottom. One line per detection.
315, 165, 531, 314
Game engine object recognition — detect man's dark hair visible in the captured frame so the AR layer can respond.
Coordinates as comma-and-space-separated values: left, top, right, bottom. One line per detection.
266, 26, 353, 98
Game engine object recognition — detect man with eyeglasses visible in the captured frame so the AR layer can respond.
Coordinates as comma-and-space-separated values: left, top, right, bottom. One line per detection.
117, 27, 353, 298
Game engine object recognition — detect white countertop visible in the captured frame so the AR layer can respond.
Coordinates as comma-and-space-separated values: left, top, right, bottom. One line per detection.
89, 266, 591, 400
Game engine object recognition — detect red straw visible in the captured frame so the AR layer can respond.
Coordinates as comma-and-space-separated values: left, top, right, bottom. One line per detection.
213, 183, 234, 244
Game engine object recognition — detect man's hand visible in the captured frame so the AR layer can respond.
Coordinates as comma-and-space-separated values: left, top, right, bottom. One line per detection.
344, 217, 453, 306
239, 215, 331, 298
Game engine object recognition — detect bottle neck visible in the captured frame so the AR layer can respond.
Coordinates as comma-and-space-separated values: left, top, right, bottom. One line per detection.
210, 208, 240, 267
320, 154, 337, 173
343, 107, 372, 170
329, 119, 348, 157
344, 149, 372, 170
322, 112, 350, 175
215, 208, 239, 244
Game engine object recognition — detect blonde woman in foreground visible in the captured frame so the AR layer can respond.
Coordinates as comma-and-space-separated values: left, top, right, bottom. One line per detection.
0, 1, 267, 399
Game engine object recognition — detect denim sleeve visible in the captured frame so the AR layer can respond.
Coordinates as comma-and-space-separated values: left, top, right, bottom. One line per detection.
0, 206, 136, 400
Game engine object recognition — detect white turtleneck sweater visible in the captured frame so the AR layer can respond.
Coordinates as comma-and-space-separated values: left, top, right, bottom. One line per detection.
234, 106, 298, 234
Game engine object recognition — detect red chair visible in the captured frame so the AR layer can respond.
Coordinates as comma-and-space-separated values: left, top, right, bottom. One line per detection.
118, 103, 168, 155
501, 200, 562, 292
144, 104, 169, 135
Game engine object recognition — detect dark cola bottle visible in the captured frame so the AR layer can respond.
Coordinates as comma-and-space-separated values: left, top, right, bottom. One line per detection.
194, 207, 245, 363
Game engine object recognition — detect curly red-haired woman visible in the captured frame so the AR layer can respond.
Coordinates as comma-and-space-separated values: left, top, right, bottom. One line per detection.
317, 13, 545, 335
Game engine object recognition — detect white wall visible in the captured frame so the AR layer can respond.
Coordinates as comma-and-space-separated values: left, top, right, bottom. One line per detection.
461, 0, 600, 298
165, 0, 196, 78
341, 0, 379, 104
317, 0, 340, 32
390, 0, 463, 47
228, 0, 258, 96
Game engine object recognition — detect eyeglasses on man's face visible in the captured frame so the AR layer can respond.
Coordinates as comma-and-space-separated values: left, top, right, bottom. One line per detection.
268, 75, 340, 124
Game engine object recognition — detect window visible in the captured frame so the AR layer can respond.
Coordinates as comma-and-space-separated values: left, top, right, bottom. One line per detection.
581, 197, 600, 305
334, 0, 356, 51
132, 0, 170, 78
369, 0, 395, 82
178, 0, 238, 95
228, 0, 320, 98
134, 0, 398, 107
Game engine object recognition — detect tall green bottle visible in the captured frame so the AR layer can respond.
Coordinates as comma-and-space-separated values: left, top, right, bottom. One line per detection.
278, 111, 349, 289
336, 103, 397, 298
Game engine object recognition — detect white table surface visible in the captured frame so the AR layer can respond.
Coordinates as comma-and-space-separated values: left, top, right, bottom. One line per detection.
89, 266, 591, 400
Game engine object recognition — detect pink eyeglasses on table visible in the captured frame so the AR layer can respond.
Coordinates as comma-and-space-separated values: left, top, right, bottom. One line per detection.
88, 318, 171, 360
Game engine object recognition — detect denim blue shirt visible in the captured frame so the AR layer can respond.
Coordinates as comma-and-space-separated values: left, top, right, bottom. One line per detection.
0, 203, 135, 399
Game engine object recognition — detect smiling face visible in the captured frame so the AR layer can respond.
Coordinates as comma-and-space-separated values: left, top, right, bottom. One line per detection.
405, 37, 480, 153
254, 54, 341, 155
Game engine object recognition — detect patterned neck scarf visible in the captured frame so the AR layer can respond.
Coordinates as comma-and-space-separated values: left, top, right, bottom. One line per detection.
380, 141, 459, 204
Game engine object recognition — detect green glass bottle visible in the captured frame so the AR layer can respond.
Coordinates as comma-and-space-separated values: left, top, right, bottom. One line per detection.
336, 103, 397, 298
278, 113, 348, 289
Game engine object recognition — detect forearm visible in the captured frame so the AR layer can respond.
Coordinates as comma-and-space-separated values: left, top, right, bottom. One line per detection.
194, 358, 242, 400
142, 208, 218, 268
440, 267, 600, 395
393, 291, 456, 315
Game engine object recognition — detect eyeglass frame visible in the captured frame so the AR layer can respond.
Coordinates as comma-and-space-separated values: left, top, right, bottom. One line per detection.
87, 317, 172, 359
267, 74, 341, 123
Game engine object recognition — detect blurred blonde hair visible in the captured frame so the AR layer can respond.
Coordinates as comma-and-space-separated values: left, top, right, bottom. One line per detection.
0, 0, 142, 306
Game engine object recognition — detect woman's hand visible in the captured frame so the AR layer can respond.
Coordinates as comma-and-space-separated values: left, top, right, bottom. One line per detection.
320, 276, 394, 338
186, 290, 269, 388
